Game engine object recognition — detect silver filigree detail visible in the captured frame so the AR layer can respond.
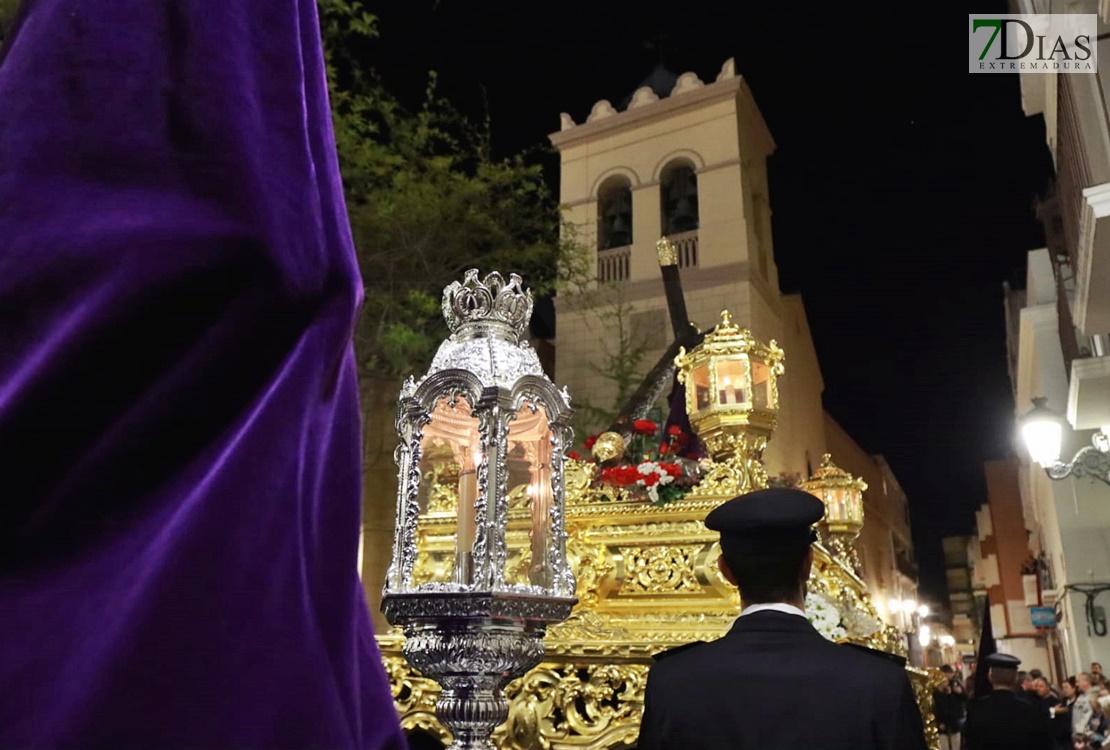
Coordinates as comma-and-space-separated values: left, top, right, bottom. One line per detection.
442, 269, 533, 343
425, 335, 545, 391
472, 408, 494, 588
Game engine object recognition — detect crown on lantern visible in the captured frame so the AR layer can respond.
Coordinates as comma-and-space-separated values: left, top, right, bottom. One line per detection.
442, 269, 534, 341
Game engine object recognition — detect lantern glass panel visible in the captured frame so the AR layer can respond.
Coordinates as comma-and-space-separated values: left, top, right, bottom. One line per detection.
827, 488, 844, 522
504, 402, 555, 590
692, 364, 711, 411
714, 357, 750, 407
848, 492, 863, 523
751, 360, 774, 410
417, 395, 481, 587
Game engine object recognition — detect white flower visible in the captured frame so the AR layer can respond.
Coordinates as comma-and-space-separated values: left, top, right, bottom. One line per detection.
842, 608, 882, 638
805, 592, 848, 641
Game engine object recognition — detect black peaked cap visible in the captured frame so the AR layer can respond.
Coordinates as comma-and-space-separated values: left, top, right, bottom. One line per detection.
705, 487, 825, 537
984, 653, 1021, 669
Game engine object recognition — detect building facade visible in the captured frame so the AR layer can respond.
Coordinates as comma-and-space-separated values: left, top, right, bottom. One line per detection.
969, 459, 1057, 676
1010, 248, 1110, 675
943, 534, 981, 648
1008, 0, 1110, 676
825, 415, 921, 627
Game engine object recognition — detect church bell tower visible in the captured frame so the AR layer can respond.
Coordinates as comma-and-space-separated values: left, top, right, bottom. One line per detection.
550, 58, 787, 434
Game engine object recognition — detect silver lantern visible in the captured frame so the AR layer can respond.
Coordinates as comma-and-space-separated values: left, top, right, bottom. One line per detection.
382, 269, 577, 750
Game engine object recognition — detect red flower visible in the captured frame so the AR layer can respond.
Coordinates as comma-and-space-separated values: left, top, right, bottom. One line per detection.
660, 462, 682, 478
667, 425, 689, 447
584, 435, 598, 450
658, 443, 671, 455
632, 419, 658, 436
642, 472, 660, 487
600, 466, 640, 487
568, 450, 582, 461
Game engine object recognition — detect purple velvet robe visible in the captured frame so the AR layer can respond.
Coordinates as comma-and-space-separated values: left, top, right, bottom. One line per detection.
0, 2, 407, 748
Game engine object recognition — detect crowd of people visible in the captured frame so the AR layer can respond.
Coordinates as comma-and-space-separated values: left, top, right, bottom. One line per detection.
933, 660, 1110, 750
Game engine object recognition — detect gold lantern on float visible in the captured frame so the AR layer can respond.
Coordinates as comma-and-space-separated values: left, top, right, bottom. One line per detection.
799, 453, 867, 572
674, 310, 784, 495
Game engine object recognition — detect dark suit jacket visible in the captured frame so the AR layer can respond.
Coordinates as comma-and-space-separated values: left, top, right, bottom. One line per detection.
637, 610, 927, 750
963, 689, 1054, 750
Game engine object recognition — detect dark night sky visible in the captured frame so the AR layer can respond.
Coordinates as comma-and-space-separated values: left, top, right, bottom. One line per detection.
364, 2, 1057, 601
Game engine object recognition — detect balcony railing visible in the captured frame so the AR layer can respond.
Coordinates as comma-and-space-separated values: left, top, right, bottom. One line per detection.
597, 232, 699, 283
666, 230, 699, 269
597, 245, 630, 283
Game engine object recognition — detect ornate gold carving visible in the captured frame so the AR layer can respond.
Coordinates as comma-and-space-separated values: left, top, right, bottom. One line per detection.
687, 443, 769, 497
547, 611, 630, 642
621, 545, 703, 594
908, 667, 942, 750
824, 532, 863, 573
412, 547, 455, 588
565, 533, 616, 608
383, 653, 446, 741
590, 431, 625, 463
564, 459, 595, 500
655, 237, 678, 267
496, 663, 649, 750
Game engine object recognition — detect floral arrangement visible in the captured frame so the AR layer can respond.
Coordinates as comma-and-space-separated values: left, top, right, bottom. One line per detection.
805, 591, 848, 641
571, 420, 703, 506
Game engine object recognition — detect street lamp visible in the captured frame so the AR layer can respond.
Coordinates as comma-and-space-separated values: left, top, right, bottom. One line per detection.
1019, 398, 1110, 487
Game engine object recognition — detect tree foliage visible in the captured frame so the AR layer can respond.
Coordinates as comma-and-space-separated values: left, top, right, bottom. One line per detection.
572, 292, 656, 433
0, 0, 21, 43
317, 0, 586, 384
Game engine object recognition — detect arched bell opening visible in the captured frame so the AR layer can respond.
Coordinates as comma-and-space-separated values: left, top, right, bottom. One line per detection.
597, 175, 633, 251
660, 161, 699, 236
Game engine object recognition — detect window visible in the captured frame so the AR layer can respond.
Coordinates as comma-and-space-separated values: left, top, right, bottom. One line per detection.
660, 163, 699, 235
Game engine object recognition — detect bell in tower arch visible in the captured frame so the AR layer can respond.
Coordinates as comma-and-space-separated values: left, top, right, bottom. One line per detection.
662, 165, 699, 235
598, 182, 633, 249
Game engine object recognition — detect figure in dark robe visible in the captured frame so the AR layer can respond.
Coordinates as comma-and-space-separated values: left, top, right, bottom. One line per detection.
0, 2, 407, 747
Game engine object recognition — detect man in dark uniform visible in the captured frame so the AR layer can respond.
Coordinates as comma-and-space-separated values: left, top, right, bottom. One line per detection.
963, 653, 1054, 750
637, 487, 928, 750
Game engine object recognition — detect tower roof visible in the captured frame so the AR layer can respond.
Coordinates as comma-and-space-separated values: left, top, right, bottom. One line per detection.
619, 63, 677, 109
554, 58, 757, 138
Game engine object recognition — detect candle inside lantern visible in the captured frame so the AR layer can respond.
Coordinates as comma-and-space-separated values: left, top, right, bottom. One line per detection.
528, 469, 552, 587
455, 448, 480, 584
720, 376, 735, 405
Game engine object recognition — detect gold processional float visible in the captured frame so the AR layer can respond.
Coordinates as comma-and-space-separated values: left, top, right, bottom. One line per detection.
377, 254, 941, 750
